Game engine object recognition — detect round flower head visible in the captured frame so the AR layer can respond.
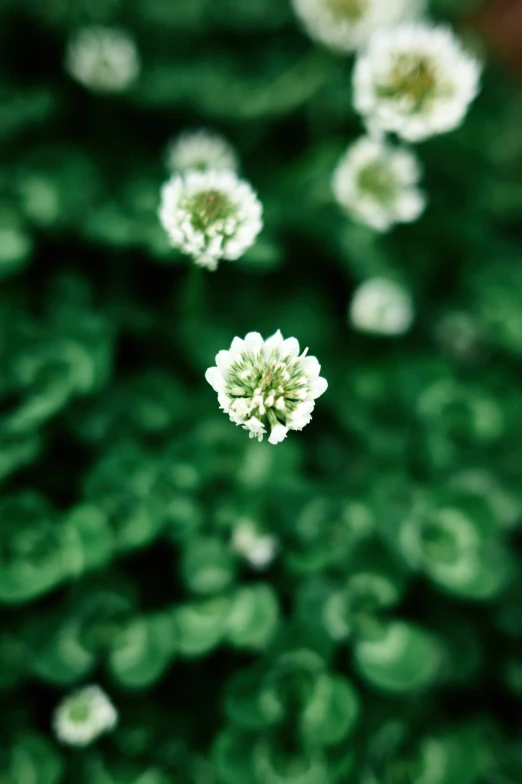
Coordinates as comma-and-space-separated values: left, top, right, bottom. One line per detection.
53, 685, 118, 747
350, 278, 414, 335
165, 129, 239, 175
291, 0, 424, 53
333, 135, 426, 231
232, 520, 278, 569
159, 170, 263, 270
353, 23, 482, 141
65, 27, 140, 93
205, 330, 328, 444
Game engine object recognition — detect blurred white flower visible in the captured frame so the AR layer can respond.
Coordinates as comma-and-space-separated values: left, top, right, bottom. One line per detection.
53, 685, 117, 747
205, 330, 327, 443
291, 0, 424, 53
232, 520, 278, 569
165, 129, 239, 175
353, 23, 482, 141
350, 278, 414, 335
333, 135, 426, 231
159, 170, 262, 270
65, 27, 140, 93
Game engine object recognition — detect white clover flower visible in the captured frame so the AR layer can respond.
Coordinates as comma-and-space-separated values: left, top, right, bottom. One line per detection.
65, 27, 140, 93
53, 685, 117, 747
333, 135, 426, 231
205, 330, 327, 444
291, 0, 424, 53
350, 278, 414, 335
165, 129, 239, 175
353, 23, 482, 142
159, 170, 263, 270
232, 520, 278, 569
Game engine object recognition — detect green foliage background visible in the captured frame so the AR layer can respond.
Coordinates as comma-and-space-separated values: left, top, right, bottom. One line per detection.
1, 0, 522, 781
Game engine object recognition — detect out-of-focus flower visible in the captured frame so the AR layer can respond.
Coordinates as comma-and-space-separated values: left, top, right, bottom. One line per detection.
53, 685, 117, 747
159, 170, 262, 270
291, 0, 424, 53
205, 330, 327, 444
232, 520, 278, 569
333, 135, 426, 231
65, 27, 140, 93
350, 278, 414, 335
165, 129, 239, 175
353, 23, 482, 141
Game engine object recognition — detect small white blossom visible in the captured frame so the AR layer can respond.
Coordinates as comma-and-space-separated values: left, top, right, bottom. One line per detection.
291, 0, 424, 53
65, 27, 140, 93
53, 685, 117, 747
353, 23, 482, 142
333, 135, 426, 231
205, 330, 327, 443
232, 520, 278, 569
165, 129, 239, 175
159, 170, 263, 270
350, 278, 414, 335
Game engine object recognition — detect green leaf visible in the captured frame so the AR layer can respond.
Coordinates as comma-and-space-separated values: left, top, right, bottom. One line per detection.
109, 613, 176, 688
181, 537, 235, 595
300, 674, 359, 747
174, 597, 231, 657
354, 621, 441, 693
225, 584, 279, 650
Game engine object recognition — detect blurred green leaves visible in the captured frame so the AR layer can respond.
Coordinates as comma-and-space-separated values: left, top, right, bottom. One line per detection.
1, 0, 522, 781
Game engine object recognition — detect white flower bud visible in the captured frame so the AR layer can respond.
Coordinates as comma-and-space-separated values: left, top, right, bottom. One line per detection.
65, 27, 140, 93
333, 135, 426, 232
53, 685, 117, 747
350, 278, 414, 336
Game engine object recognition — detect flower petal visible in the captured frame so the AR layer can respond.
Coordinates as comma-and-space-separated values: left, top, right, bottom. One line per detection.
215, 350, 232, 373
264, 329, 283, 358
205, 367, 225, 391
244, 332, 264, 353
281, 337, 300, 357
311, 376, 328, 399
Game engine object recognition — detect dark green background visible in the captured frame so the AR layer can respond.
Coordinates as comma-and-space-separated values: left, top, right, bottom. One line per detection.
1, 0, 522, 782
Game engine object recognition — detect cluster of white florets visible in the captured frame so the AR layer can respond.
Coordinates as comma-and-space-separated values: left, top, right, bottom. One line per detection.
159, 170, 263, 270
65, 27, 140, 93
53, 685, 117, 747
206, 330, 327, 444
290, 2, 482, 232
333, 135, 426, 231
291, 0, 424, 52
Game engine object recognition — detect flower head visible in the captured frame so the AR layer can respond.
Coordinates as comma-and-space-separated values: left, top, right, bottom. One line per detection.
65, 27, 140, 93
165, 129, 239, 175
53, 685, 117, 747
205, 330, 327, 443
159, 170, 263, 270
353, 23, 482, 141
291, 0, 424, 53
333, 135, 426, 231
350, 278, 414, 335
232, 520, 278, 569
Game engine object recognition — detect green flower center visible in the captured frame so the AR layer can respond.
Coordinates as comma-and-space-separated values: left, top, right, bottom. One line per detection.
67, 699, 92, 724
225, 351, 309, 423
357, 161, 397, 205
185, 189, 235, 232
325, 0, 366, 21
380, 55, 438, 111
